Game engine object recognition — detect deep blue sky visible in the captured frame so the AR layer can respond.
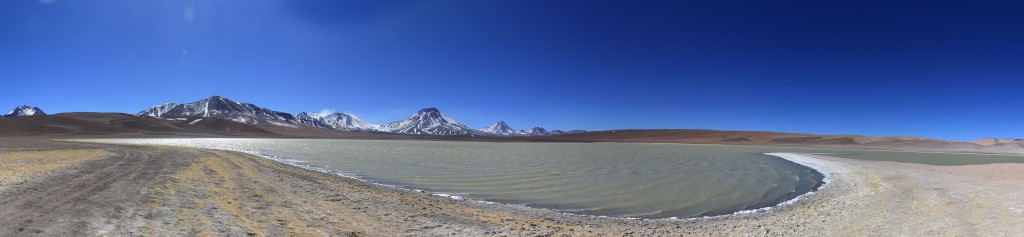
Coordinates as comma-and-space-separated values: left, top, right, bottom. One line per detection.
2, 0, 1023, 141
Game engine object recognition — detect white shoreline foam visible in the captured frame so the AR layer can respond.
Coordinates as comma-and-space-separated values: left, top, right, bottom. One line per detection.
643, 153, 835, 222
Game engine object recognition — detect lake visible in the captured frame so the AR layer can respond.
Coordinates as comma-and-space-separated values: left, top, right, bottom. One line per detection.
76, 138, 1024, 218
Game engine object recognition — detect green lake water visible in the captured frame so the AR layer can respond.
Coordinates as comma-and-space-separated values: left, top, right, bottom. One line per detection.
78, 138, 1024, 218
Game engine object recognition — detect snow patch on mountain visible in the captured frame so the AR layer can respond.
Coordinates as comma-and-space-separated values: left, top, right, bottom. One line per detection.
296, 112, 379, 131
137, 103, 178, 117
136, 96, 296, 125
481, 121, 518, 135
520, 126, 552, 136
3, 105, 46, 117
379, 108, 478, 135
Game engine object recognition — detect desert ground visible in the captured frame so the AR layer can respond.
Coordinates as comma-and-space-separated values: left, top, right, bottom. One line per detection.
1, 137, 1023, 236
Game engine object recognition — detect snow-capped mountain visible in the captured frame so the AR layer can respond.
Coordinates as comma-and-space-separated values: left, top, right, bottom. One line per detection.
481, 121, 518, 135
519, 127, 551, 136
135, 96, 565, 136
138, 103, 177, 118
295, 112, 328, 127
296, 112, 379, 131
379, 108, 478, 135
137, 96, 296, 124
3, 105, 45, 117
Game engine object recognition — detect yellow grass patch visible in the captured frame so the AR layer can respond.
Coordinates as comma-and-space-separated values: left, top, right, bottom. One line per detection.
150, 151, 343, 236
0, 149, 110, 188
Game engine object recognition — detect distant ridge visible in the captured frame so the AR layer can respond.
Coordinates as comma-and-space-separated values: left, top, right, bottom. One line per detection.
971, 138, 1024, 146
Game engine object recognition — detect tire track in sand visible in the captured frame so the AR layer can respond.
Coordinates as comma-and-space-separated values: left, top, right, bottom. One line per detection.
0, 148, 192, 236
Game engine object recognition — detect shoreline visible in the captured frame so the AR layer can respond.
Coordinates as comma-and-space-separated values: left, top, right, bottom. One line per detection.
237, 151, 833, 222
70, 138, 832, 221
230, 151, 838, 222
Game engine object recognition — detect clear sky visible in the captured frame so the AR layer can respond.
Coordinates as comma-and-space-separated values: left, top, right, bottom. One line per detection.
2, 0, 1022, 141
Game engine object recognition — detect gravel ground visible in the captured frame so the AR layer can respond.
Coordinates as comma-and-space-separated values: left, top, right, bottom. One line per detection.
1, 138, 1022, 236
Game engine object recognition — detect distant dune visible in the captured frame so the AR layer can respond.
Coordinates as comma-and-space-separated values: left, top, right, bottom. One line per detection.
547, 129, 1022, 154
0, 112, 277, 138
972, 138, 1024, 146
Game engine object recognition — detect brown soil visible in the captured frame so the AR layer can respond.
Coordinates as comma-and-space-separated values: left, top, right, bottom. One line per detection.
0, 113, 277, 138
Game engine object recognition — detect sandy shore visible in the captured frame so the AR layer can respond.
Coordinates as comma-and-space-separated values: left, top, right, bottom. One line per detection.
1, 138, 1023, 236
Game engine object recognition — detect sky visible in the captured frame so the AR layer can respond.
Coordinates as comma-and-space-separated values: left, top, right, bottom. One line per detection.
1, 0, 1022, 141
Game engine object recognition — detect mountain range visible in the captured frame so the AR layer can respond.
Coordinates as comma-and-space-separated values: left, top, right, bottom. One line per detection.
136, 96, 569, 136
13, 95, 1024, 155
478, 121, 582, 136
295, 112, 379, 131
7, 98, 1024, 155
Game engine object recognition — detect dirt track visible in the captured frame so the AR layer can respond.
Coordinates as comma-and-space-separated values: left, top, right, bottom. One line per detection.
0, 144, 194, 236
0, 139, 612, 236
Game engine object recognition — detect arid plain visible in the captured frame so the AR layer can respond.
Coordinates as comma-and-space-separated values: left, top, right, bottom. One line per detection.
2, 113, 1024, 236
